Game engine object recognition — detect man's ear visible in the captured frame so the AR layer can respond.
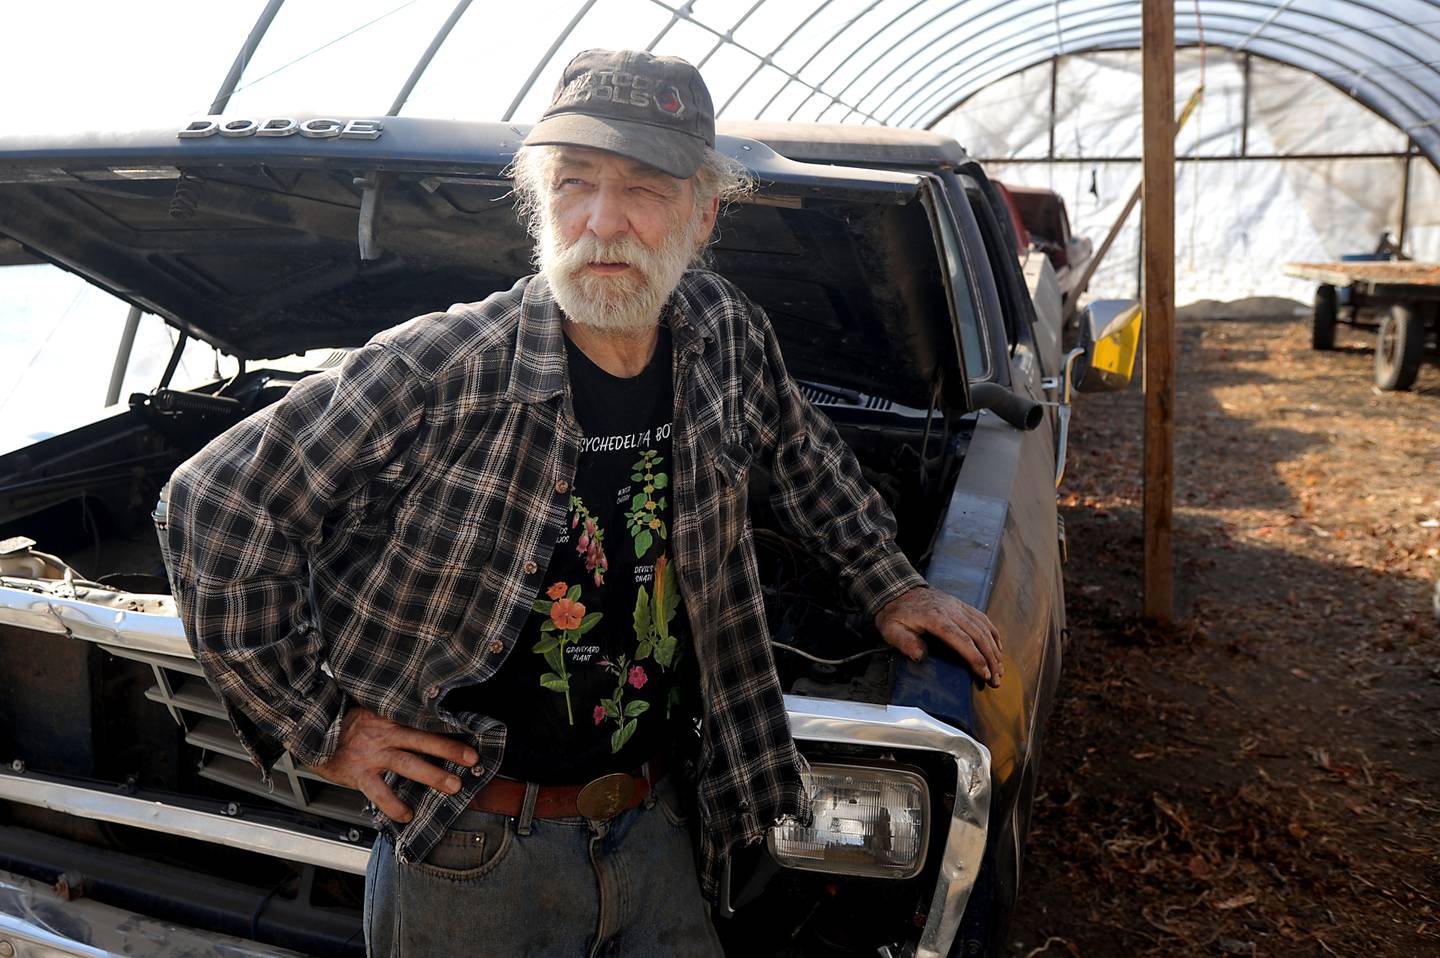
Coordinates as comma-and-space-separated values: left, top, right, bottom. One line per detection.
695, 194, 720, 243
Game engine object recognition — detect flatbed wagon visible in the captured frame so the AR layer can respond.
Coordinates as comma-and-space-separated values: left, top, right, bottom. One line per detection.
1284, 260, 1440, 391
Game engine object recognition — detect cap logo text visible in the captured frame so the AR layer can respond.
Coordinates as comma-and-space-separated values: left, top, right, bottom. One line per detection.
559, 71, 685, 119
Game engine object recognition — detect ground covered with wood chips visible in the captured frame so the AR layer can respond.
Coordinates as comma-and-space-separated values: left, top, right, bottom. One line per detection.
1006, 300, 1439, 957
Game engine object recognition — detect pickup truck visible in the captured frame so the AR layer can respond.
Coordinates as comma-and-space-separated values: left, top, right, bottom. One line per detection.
1002, 184, 1095, 316
0, 118, 1138, 958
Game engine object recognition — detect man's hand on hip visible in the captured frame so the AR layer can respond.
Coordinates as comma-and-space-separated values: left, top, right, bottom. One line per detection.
875, 587, 1005, 688
308, 706, 478, 823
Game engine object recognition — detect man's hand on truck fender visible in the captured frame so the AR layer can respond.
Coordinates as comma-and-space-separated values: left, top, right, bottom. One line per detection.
876, 586, 1005, 688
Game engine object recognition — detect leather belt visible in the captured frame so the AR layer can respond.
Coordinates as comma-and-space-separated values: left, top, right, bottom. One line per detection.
469, 757, 665, 821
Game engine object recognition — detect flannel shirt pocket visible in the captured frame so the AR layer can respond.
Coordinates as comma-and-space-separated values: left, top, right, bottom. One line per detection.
714, 433, 752, 488
381, 509, 498, 642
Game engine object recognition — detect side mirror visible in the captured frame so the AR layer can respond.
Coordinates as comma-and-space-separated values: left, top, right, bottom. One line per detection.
1075, 300, 1142, 392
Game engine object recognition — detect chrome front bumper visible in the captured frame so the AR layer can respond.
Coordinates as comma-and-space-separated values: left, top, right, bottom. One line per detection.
0, 772, 369, 876
0, 870, 306, 958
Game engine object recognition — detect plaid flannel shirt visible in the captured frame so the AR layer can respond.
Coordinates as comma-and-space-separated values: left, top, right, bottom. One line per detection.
160, 270, 924, 898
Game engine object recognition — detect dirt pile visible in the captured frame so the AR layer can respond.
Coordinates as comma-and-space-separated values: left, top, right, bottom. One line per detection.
1008, 301, 1439, 957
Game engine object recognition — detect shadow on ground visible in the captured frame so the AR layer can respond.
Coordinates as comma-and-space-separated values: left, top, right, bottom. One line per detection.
1006, 299, 1440, 957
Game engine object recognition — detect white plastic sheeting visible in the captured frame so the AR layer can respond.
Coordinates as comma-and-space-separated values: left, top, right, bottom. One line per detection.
936, 49, 1438, 303
9, 1, 1439, 160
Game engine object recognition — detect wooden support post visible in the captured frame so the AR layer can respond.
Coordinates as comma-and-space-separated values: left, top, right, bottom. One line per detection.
1142, 0, 1176, 622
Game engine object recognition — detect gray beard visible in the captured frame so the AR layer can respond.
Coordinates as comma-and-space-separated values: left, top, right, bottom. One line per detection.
537, 214, 698, 335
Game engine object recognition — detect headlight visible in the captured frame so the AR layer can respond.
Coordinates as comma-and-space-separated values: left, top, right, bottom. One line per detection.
767, 763, 929, 879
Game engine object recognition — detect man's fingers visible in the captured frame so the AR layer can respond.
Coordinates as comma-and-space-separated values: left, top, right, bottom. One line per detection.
877, 590, 1006, 687
357, 773, 412, 823
892, 613, 994, 683
955, 605, 1004, 677
941, 601, 1002, 677
388, 750, 463, 795
935, 620, 997, 684
910, 604, 999, 685
878, 620, 927, 663
389, 726, 479, 768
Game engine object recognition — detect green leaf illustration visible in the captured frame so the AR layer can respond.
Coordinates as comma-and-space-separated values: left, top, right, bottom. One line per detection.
532, 599, 553, 614
651, 566, 670, 628
539, 672, 568, 691
532, 634, 561, 654
576, 612, 603, 635
603, 698, 620, 719
540, 620, 557, 633
631, 492, 648, 510
623, 700, 650, 718
630, 472, 645, 482
610, 718, 638, 753
653, 473, 669, 489
655, 635, 678, 669
633, 588, 652, 641
543, 645, 565, 674
566, 584, 581, 602
635, 530, 653, 557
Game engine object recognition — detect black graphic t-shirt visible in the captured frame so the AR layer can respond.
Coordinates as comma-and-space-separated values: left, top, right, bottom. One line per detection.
464, 326, 689, 784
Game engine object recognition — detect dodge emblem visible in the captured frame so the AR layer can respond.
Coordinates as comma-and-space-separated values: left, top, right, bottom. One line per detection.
178, 118, 384, 141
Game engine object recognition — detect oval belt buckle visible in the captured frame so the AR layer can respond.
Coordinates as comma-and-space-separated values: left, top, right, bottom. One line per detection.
576, 772, 636, 820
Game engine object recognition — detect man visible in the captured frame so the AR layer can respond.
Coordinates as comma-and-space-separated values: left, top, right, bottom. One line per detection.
160, 49, 1003, 957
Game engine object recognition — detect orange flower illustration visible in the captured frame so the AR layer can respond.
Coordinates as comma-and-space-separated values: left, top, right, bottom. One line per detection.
549, 597, 585, 631
546, 581, 569, 601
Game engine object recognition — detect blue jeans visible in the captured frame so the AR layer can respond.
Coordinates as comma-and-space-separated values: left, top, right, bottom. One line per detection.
364, 776, 724, 957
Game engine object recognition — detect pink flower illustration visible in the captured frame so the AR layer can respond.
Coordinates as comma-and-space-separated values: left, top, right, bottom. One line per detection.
593, 705, 605, 725
628, 665, 648, 689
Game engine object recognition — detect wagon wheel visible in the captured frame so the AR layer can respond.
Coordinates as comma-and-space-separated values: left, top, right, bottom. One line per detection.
1312, 284, 1337, 350
1374, 302, 1426, 391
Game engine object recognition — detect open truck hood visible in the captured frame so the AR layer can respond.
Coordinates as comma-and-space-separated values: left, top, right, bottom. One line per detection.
0, 117, 968, 411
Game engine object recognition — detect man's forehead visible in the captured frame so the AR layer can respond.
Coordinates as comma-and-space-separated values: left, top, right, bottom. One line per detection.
550, 146, 682, 182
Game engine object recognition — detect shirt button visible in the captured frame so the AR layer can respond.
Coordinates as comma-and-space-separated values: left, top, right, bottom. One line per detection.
555, 480, 570, 494
469, 765, 484, 777
424, 685, 439, 700
522, 560, 538, 575
487, 638, 505, 655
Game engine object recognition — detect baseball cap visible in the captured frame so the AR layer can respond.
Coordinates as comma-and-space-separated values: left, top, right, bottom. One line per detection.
524, 49, 715, 179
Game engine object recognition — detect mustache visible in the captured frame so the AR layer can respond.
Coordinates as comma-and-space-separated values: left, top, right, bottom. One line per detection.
545, 233, 662, 279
